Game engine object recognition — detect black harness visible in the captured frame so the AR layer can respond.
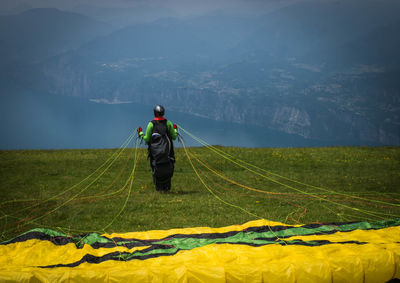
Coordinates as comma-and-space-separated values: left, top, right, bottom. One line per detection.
147, 119, 175, 191
148, 119, 175, 166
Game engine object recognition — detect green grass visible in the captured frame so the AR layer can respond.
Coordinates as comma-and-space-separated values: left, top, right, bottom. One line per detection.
1, 144, 399, 242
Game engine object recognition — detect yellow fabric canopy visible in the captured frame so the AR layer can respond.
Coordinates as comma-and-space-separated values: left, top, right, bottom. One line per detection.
1, 219, 399, 282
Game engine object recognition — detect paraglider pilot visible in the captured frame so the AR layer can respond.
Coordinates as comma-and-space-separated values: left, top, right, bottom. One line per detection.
137, 105, 177, 192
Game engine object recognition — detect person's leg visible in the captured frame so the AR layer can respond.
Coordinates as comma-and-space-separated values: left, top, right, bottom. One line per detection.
154, 164, 172, 192
151, 161, 160, 191
164, 178, 171, 192
155, 179, 163, 191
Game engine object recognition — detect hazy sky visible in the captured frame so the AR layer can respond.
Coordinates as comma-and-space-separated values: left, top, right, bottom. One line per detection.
0, 0, 299, 17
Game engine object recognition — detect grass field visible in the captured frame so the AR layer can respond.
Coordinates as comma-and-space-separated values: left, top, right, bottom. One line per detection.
1, 136, 399, 242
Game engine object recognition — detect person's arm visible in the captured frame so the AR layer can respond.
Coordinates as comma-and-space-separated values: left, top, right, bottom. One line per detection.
142, 122, 154, 143
167, 120, 177, 140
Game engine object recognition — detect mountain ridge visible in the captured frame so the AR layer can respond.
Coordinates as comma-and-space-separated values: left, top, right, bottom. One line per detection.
1, 2, 399, 146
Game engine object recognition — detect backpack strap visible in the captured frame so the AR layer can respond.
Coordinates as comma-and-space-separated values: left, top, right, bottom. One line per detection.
151, 119, 171, 139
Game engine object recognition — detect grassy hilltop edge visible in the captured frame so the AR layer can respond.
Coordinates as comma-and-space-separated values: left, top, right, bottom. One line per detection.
0, 146, 399, 241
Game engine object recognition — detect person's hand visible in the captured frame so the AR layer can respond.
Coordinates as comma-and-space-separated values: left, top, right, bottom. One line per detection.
173, 124, 178, 130
137, 127, 143, 136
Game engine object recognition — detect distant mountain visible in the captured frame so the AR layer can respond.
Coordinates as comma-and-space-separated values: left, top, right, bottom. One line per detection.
2, 1, 400, 147
239, 0, 400, 63
69, 4, 177, 27
68, 13, 258, 67
332, 20, 400, 68
0, 8, 111, 65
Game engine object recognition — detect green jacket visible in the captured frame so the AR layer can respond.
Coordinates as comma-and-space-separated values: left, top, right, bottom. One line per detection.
139, 119, 177, 143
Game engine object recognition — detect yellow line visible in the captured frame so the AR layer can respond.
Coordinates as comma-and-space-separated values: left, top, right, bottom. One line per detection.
179, 127, 400, 219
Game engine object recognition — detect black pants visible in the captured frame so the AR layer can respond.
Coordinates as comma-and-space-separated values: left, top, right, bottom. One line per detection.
151, 161, 174, 192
